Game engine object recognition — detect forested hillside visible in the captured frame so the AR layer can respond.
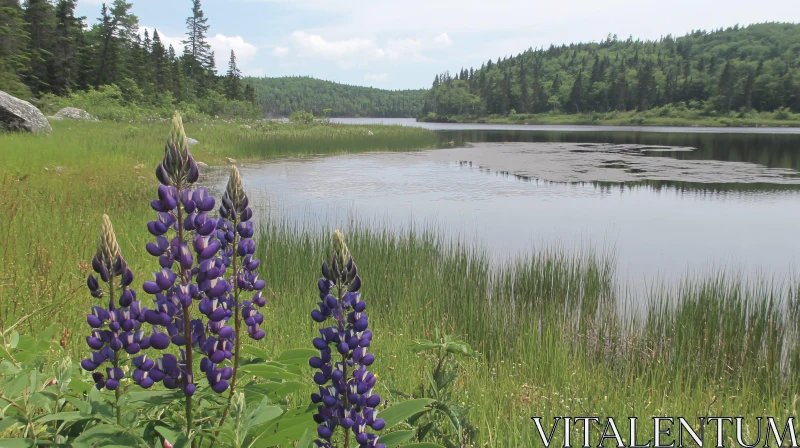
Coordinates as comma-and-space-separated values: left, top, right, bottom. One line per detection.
0, 0, 259, 120
423, 23, 800, 121
245, 76, 425, 117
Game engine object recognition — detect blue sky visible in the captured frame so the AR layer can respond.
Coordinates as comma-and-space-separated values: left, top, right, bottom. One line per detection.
75, 0, 799, 90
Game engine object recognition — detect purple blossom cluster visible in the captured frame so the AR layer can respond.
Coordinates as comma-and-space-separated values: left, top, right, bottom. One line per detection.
82, 215, 145, 391
136, 114, 236, 396
310, 231, 385, 448
220, 166, 267, 342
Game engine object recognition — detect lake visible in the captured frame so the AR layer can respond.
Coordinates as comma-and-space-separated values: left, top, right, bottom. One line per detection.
235, 118, 800, 294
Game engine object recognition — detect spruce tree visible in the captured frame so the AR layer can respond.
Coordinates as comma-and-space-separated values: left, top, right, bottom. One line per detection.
51, 0, 83, 95
182, 0, 211, 79
225, 49, 241, 100
23, 0, 55, 94
0, 0, 30, 96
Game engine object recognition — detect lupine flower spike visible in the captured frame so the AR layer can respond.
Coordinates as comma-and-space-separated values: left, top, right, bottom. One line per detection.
310, 230, 384, 448
212, 166, 268, 436
82, 215, 145, 391
141, 112, 233, 403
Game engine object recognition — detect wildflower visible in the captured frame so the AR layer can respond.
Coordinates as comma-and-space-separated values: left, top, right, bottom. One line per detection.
142, 112, 233, 395
82, 215, 146, 391
309, 230, 384, 448
220, 166, 266, 341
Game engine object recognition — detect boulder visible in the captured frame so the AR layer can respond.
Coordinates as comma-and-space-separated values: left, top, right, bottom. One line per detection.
187, 137, 199, 145
0, 90, 52, 133
55, 107, 92, 120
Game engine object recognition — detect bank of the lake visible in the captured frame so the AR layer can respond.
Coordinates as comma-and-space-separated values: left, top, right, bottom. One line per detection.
2, 119, 799, 447
419, 109, 800, 128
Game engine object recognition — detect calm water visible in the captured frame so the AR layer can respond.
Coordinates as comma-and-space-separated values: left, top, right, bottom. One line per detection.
238, 119, 800, 292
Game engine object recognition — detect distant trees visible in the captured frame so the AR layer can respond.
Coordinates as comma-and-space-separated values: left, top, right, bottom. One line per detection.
246, 76, 426, 117
424, 23, 800, 117
0, 0, 260, 118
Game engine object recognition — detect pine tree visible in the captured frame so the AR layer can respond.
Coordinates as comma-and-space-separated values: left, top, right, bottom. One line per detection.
94, 0, 138, 87
568, 70, 584, 113
225, 49, 241, 100
151, 30, 172, 94
243, 83, 256, 104
23, 0, 56, 94
182, 0, 211, 79
51, 0, 83, 95
0, 0, 30, 96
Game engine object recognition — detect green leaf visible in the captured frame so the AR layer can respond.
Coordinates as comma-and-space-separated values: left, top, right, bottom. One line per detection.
409, 341, 441, 353
122, 390, 183, 406
8, 330, 19, 349
35, 411, 93, 424
155, 425, 191, 448
444, 341, 475, 357
379, 398, 435, 429
252, 406, 317, 447
238, 364, 299, 381
72, 424, 140, 447
4, 373, 29, 399
295, 428, 314, 448
242, 381, 305, 403
402, 444, 446, 448
0, 416, 25, 433
433, 402, 462, 437
276, 348, 317, 366
247, 402, 283, 428
380, 429, 417, 447
0, 439, 34, 448
240, 345, 270, 360
88, 387, 115, 421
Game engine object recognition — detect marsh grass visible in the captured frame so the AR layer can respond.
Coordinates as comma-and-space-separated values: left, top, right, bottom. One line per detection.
1, 120, 798, 447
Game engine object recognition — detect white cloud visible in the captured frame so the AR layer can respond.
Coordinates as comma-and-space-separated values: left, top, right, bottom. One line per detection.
291, 31, 385, 68
209, 33, 259, 67
272, 46, 289, 58
287, 31, 453, 67
364, 73, 388, 82
432, 33, 453, 48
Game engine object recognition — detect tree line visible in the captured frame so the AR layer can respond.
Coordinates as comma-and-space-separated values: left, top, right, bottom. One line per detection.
245, 76, 425, 118
423, 23, 800, 118
0, 0, 257, 118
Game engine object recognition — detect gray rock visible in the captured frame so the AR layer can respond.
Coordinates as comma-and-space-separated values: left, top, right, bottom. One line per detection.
0, 90, 52, 133
47, 116, 63, 121
187, 137, 199, 145
55, 107, 92, 120
197, 161, 209, 168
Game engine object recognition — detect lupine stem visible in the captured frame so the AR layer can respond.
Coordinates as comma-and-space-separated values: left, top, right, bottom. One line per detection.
177, 200, 196, 448
211, 227, 239, 447
337, 282, 351, 448
108, 278, 121, 426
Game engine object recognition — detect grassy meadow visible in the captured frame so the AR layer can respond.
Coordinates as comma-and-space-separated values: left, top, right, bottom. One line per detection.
1, 119, 798, 447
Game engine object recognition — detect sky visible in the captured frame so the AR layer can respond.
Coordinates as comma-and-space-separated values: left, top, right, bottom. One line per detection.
75, 0, 800, 90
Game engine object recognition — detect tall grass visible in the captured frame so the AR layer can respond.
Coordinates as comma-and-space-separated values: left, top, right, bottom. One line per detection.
1, 120, 797, 446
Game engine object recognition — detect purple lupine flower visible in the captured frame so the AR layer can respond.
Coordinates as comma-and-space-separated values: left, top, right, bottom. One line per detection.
310, 230, 384, 448
141, 112, 233, 395
82, 215, 148, 391
220, 166, 267, 342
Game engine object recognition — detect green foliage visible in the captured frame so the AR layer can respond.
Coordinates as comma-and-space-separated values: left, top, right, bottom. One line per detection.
246, 76, 426, 117
0, 0, 259, 120
0, 327, 316, 447
289, 109, 315, 124
403, 336, 478, 447
424, 23, 800, 120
